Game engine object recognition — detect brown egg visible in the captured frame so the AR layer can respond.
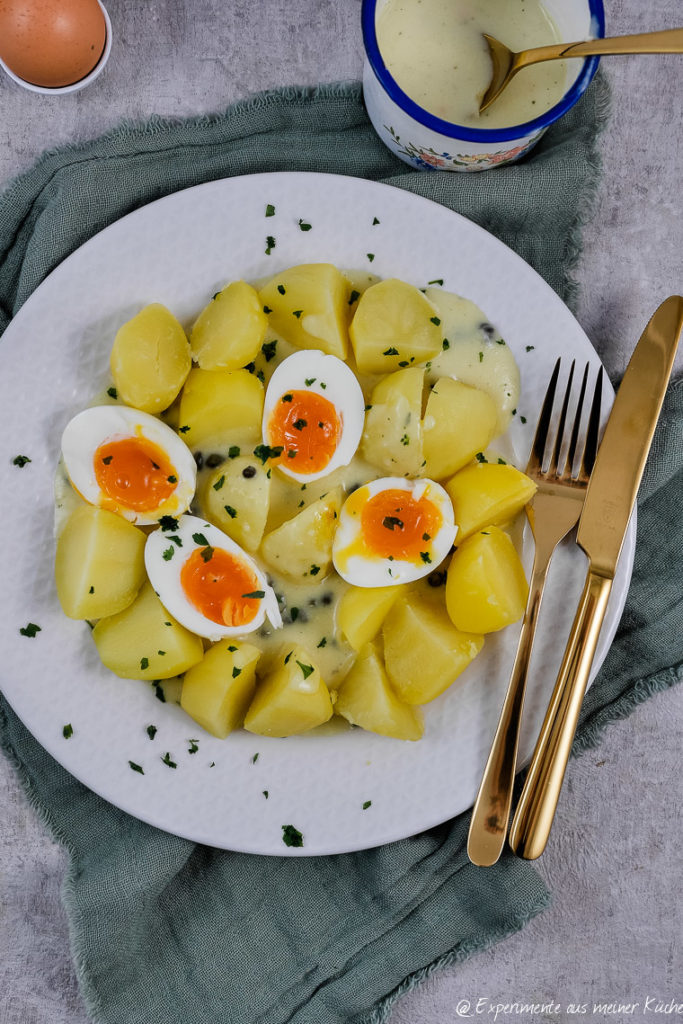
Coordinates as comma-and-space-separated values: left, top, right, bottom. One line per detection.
0, 0, 107, 88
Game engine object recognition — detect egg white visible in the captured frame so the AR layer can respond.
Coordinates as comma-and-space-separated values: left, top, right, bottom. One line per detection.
145, 515, 282, 641
61, 405, 196, 525
262, 350, 365, 483
332, 476, 457, 587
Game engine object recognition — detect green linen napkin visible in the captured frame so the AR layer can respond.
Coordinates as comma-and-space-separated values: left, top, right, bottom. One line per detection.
2, 76, 681, 1024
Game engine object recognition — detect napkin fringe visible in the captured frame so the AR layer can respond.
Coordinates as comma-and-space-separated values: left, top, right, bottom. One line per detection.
572, 660, 683, 756
362, 888, 552, 1024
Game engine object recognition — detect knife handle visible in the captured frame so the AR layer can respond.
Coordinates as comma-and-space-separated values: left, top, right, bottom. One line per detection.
509, 569, 613, 859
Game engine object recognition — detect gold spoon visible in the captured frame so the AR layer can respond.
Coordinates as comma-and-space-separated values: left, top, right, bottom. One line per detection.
479, 27, 683, 113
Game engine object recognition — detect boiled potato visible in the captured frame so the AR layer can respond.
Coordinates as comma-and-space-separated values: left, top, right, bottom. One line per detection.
383, 592, 484, 704
422, 378, 498, 480
244, 645, 333, 737
181, 640, 260, 738
349, 278, 442, 373
190, 281, 268, 370
201, 455, 270, 552
258, 264, 350, 359
92, 581, 204, 680
445, 462, 537, 540
260, 488, 341, 579
423, 288, 520, 434
361, 366, 424, 476
178, 367, 263, 451
55, 504, 146, 620
337, 585, 401, 652
446, 526, 528, 633
335, 643, 423, 741
110, 304, 191, 414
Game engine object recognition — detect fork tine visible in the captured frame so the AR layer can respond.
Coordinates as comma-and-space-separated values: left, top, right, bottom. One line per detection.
528, 357, 561, 472
566, 363, 589, 474
582, 366, 604, 477
548, 359, 575, 477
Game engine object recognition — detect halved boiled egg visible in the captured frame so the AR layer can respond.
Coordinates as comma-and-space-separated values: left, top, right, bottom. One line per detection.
145, 515, 282, 641
262, 350, 364, 483
332, 477, 457, 587
61, 405, 196, 526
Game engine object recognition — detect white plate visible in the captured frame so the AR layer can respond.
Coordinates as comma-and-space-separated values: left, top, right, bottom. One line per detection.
0, 172, 634, 856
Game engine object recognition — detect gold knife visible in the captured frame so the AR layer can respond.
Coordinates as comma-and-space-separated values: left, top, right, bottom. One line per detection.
509, 295, 683, 860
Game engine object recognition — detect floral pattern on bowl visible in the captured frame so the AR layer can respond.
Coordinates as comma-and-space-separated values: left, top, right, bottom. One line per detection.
384, 124, 544, 172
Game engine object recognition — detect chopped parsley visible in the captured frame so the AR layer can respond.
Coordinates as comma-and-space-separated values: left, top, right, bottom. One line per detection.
89, 586, 95, 594
19, 623, 41, 637
263, 790, 269, 799
478, 351, 484, 363
349, 289, 360, 305
265, 203, 275, 217
153, 682, 166, 703
520, 415, 527, 424
398, 360, 409, 367
228, 645, 237, 652
146, 725, 157, 740
129, 761, 144, 774
526, 345, 535, 352
140, 657, 149, 670
161, 752, 177, 769
12, 455, 32, 467
284, 651, 293, 664
263, 305, 272, 314
179, 425, 190, 433
262, 340, 278, 361
281, 393, 293, 403
296, 661, 314, 680
498, 457, 507, 465
224, 505, 237, 519
309, 565, 320, 576
102, 455, 113, 465
367, 253, 375, 262
157, 650, 166, 656
442, 338, 450, 350
422, 532, 431, 541
252, 752, 259, 764
382, 515, 403, 531
62, 723, 73, 739
420, 551, 432, 564
297, 218, 312, 231
200, 546, 214, 563
362, 800, 372, 810
162, 546, 174, 561
305, 377, 316, 386
169, 536, 183, 547
430, 316, 441, 326
288, 450, 297, 459
159, 516, 179, 531
213, 475, 225, 491
228, 445, 241, 459
428, 278, 444, 286
290, 607, 300, 622
277, 284, 286, 295
242, 590, 265, 599
265, 235, 276, 255
317, 637, 327, 648
383, 347, 398, 356
292, 309, 303, 319
475, 452, 487, 463
372, 216, 380, 225
282, 824, 304, 848
293, 418, 307, 431
106, 386, 118, 399
192, 532, 210, 546
188, 739, 199, 754
253, 443, 284, 464
232, 666, 242, 678
400, 434, 410, 446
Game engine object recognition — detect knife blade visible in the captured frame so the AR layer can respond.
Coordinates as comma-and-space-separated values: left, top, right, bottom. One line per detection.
509, 295, 683, 860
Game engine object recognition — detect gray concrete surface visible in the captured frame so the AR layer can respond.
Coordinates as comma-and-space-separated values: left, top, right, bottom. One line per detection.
1, 2, 681, 1023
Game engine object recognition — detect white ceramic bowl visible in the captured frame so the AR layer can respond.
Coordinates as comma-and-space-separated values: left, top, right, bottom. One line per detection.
362, 0, 605, 171
0, 0, 112, 95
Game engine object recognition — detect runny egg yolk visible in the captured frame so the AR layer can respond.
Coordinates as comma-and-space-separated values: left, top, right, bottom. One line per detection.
180, 547, 262, 628
360, 487, 443, 562
268, 390, 341, 474
94, 436, 178, 513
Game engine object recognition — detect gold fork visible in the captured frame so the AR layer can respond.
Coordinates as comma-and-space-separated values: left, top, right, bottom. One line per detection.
467, 358, 603, 867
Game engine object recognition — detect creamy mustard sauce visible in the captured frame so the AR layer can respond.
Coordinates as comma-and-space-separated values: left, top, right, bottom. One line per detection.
376, 0, 568, 129
55, 274, 520, 696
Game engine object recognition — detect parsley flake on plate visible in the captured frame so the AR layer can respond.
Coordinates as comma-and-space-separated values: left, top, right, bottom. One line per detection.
129, 761, 144, 774
12, 454, 31, 467
146, 725, 157, 740
19, 623, 41, 637
282, 824, 304, 848
161, 752, 177, 769
62, 723, 73, 739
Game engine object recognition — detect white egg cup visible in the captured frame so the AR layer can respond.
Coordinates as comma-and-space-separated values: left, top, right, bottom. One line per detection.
0, 0, 112, 95
362, 0, 605, 171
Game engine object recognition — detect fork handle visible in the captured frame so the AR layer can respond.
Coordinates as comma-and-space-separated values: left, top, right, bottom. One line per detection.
508, 568, 613, 860
516, 28, 683, 71
467, 548, 552, 867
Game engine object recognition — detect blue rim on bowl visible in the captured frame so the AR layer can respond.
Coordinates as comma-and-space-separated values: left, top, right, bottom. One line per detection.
361, 0, 605, 143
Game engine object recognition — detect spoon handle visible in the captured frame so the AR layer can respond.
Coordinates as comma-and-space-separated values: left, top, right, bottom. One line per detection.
518, 28, 683, 70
